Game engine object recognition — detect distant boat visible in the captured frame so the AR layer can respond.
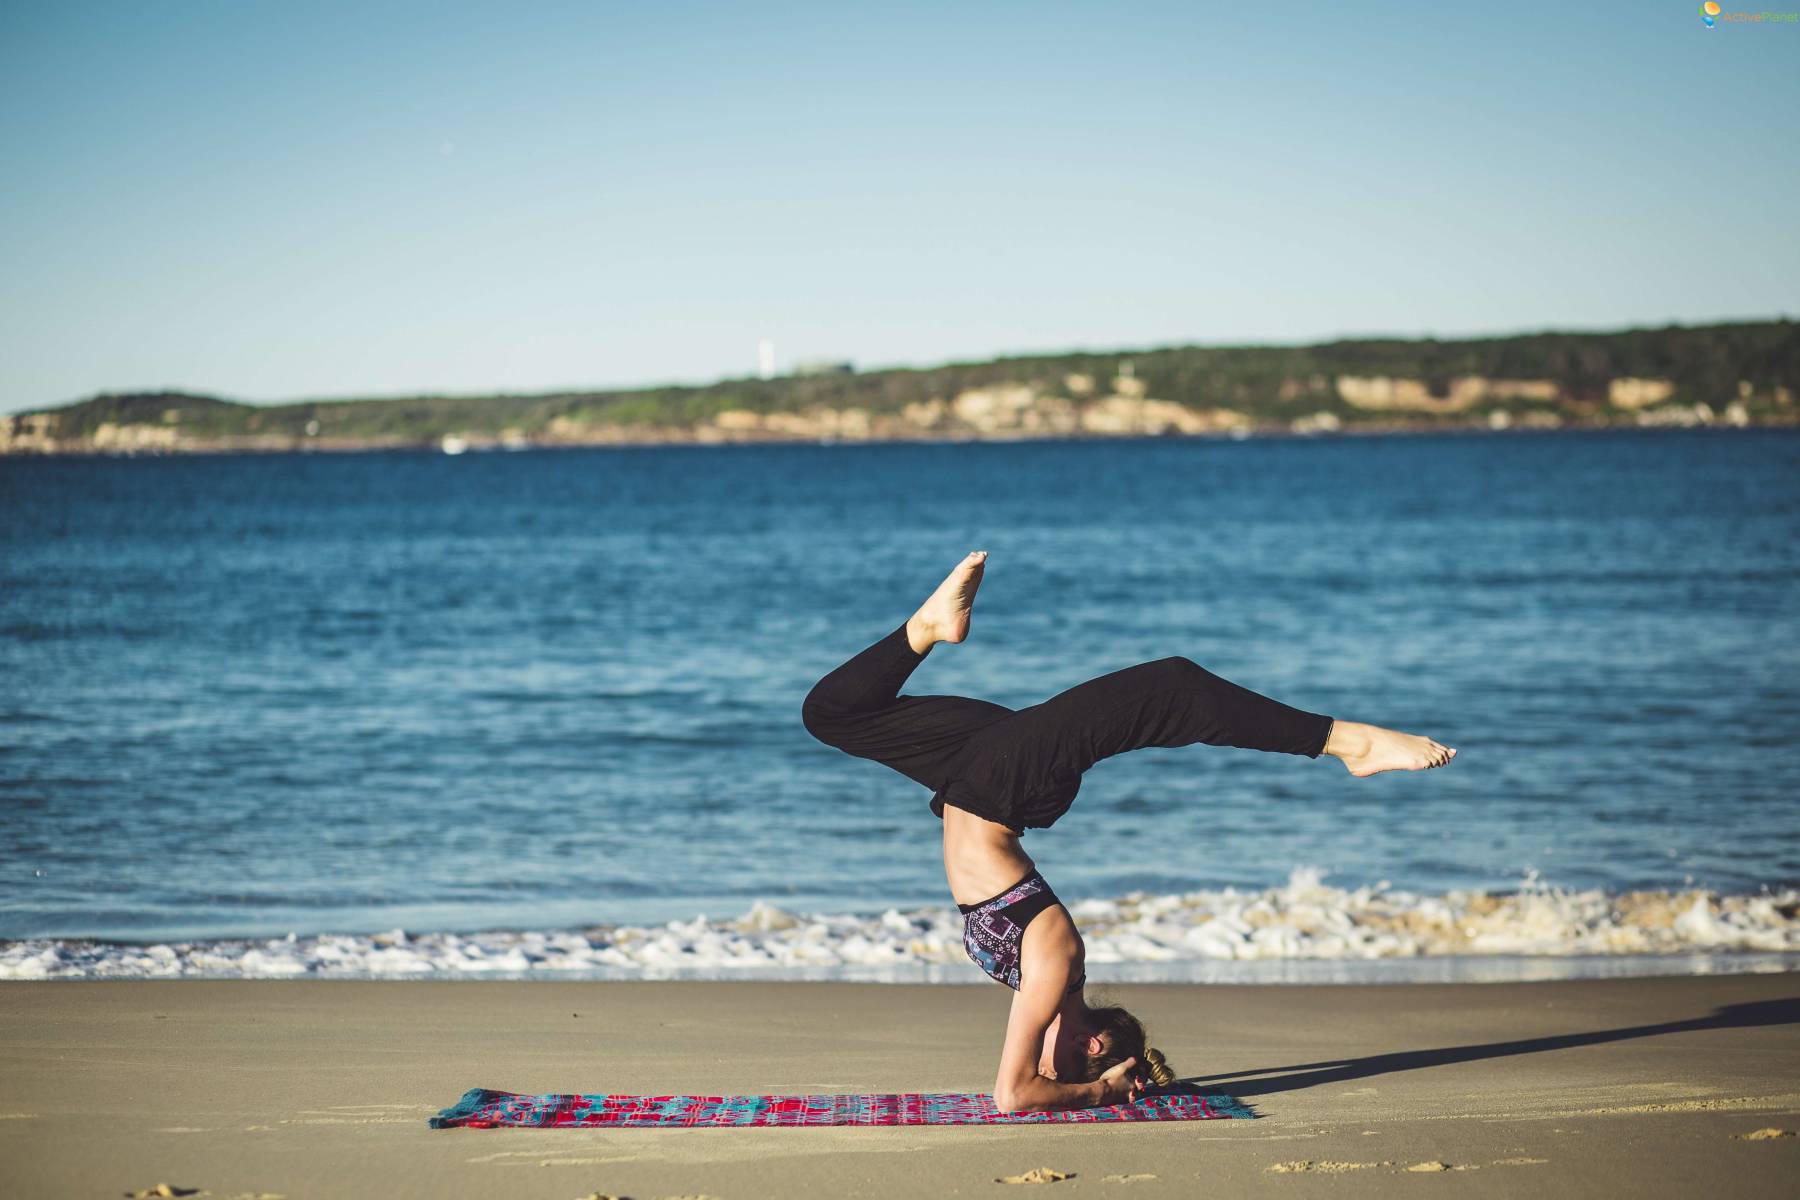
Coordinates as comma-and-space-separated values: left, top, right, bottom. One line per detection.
440, 435, 469, 455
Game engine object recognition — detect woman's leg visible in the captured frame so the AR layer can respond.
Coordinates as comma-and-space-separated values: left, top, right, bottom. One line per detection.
802, 550, 1015, 791
960, 654, 1452, 828
1022, 655, 1337, 774
1039, 659, 1456, 779
803, 552, 1009, 791
931, 654, 1341, 830
801, 622, 1012, 792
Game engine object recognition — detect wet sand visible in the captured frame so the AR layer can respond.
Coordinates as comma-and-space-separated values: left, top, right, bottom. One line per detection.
2, 973, 1796, 1198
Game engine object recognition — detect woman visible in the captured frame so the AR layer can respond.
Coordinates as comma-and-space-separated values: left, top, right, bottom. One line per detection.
802, 551, 1456, 1114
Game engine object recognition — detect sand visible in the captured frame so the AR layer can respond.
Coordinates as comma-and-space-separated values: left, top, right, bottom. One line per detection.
2, 973, 1796, 1198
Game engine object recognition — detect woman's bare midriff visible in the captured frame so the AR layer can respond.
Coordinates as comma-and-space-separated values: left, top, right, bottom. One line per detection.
941, 801, 1037, 906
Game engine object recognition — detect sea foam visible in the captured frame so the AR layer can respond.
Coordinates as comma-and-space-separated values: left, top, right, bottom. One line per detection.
3, 869, 1795, 982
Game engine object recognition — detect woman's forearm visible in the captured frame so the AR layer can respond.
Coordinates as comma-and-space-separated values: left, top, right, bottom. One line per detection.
994, 1073, 1102, 1114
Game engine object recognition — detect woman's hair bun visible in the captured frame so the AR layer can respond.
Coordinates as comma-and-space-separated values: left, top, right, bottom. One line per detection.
1142, 1046, 1176, 1087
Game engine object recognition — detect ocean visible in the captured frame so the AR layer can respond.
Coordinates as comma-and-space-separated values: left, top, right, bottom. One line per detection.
2, 429, 1797, 980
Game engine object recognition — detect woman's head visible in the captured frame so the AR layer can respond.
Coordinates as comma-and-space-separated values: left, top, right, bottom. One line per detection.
1075, 1003, 1177, 1087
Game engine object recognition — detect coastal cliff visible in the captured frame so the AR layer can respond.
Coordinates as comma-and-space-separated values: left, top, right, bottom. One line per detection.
4, 321, 1795, 455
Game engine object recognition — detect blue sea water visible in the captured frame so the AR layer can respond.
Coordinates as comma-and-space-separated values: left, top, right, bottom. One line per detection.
1, 430, 1797, 949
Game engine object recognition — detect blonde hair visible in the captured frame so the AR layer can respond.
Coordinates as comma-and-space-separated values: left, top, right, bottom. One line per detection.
1142, 1045, 1176, 1087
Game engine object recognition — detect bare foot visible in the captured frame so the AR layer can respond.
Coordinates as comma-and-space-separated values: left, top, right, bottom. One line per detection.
906, 551, 988, 653
1325, 720, 1456, 777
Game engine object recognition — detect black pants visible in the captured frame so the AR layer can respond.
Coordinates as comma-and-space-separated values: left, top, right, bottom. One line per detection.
802, 623, 1335, 831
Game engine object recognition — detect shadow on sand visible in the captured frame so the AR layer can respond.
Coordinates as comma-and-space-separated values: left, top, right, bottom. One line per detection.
1178, 996, 1800, 1099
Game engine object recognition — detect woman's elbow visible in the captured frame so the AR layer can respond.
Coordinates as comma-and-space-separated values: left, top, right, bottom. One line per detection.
994, 1083, 1047, 1115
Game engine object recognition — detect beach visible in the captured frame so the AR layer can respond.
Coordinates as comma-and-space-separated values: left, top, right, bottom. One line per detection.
3, 973, 1795, 1198
7, 5, 1797, 1197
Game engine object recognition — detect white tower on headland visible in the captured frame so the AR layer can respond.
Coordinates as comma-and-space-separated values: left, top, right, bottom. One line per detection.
758, 339, 775, 380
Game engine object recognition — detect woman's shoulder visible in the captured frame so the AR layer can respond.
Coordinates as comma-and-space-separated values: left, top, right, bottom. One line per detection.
1017, 900, 1085, 987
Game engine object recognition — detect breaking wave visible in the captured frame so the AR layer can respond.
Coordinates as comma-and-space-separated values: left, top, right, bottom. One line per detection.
4, 869, 1796, 982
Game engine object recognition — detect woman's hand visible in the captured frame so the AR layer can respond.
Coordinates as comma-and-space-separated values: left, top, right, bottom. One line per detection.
1093, 1056, 1143, 1106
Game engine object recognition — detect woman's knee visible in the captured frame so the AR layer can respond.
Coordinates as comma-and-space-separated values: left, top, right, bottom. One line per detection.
1154, 655, 1212, 684
801, 685, 844, 742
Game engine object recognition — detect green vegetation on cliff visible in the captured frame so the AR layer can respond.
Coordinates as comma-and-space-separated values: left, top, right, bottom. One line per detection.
6, 320, 1796, 453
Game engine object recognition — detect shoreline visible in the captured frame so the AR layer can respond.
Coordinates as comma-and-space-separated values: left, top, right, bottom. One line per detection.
5, 953, 1798, 987
7, 318, 1795, 455
3, 419, 1795, 459
8, 872, 1796, 981
3, 973, 1796, 1198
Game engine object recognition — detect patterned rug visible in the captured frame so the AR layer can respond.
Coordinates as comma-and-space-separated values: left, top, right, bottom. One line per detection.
429, 1086, 1254, 1128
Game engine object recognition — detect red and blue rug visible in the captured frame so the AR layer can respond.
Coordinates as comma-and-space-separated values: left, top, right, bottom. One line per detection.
429, 1086, 1253, 1128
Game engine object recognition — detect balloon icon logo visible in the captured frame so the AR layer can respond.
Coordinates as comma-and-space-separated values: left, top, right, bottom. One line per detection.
1702, 1, 1720, 26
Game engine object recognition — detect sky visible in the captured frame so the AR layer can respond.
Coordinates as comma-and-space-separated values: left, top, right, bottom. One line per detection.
1, 0, 1796, 414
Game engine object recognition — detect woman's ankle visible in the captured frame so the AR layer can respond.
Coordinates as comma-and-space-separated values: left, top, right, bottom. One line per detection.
1323, 720, 1372, 760
905, 615, 936, 656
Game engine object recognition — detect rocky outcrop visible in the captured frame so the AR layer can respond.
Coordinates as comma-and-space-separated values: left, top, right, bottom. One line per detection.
1336, 375, 1562, 413
1609, 378, 1677, 409
6, 320, 1792, 454
689, 377, 1250, 443
1290, 411, 1342, 434
89, 422, 181, 451
0, 412, 60, 453
1079, 395, 1246, 435
1631, 401, 1754, 428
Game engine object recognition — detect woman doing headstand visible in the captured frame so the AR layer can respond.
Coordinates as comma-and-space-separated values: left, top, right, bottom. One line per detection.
802, 552, 1456, 1114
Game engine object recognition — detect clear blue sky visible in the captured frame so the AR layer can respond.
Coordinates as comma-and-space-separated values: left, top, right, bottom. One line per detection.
2, 0, 1795, 413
